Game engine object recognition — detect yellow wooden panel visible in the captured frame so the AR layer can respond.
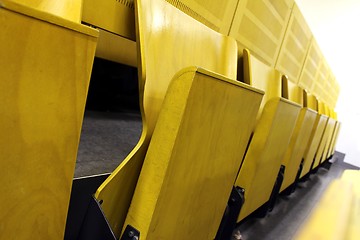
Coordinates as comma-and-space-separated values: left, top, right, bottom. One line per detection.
82, 0, 137, 65
275, 3, 312, 82
94, 0, 240, 236
328, 121, 341, 156
82, 0, 136, 40
298, 39, 322, 91
0, 2, 97, 239
342, 170, 360, 240
236, 97, 300, 221
284, 77, 303, 105
305, 93, 318, 111
7, 0, 82, 22
95, 29, 137, 67
312, 117, 333, 168
321, 118, 337, 162
280, 107, 317, 191
235, 50, 301, 221
301, 113, 328, 177
295, 180, 353, 240
243, 49, 282, 119
326, 73, 339, 108
312, 58, 330, 103
229, 0, 294, 66
125, 68, 263, 239
280, 80, 316, 190
166, 0, 239, 34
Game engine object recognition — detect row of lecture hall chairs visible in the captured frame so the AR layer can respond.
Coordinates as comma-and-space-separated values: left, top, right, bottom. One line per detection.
0, 0, 343, 239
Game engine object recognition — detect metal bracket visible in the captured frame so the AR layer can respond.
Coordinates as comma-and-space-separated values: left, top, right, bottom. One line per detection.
215, 186, 245, 240
268, 165, 285, 211
120, 225, 140, 240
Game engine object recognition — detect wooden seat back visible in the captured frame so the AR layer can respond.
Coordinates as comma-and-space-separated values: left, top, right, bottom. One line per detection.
235, 49, 301, 221
94, 0, 251, 237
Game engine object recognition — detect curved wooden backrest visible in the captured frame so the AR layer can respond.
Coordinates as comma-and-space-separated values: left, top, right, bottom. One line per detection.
7, 0, 82, 22
124, 68, 263, 239
285, 77, 304, 106
95, 0, 238, 237
243, 48, 281, 119
280, 79, 317, 191
306, 93, 318, 111
235, 49, 301, 221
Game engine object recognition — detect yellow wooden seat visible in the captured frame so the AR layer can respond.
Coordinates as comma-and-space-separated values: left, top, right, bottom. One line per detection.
328, 120, 341, 158
312, 104, 336, 169
319, 106, 337, 164
93, 0, 263, 238
234, 49, 301, 222
325, 110, 340, 159
280, 85, 317, 192
0, 1, 98, 239
296, 170, 360, 240
300, 96, 328, 178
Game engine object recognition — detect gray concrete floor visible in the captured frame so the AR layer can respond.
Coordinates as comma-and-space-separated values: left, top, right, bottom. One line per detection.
75, 111, 142, 178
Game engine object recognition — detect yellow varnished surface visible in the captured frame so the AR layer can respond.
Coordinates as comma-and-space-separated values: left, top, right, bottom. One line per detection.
280, 82, 317, 190
95, 29, 137, 67
230, 0, 294, 66
311, 117, 331, 169
0, 5, 97, 239
328, 121, 341, 157
95, 0, 241, 236
235, 49, 301, 221
275, 3, 312, 82
165, 0, 239, 34
243, 49, 282, 120
306, 93, 318, 111
319, 116, 336, 164
125, 68, 263, 239
295, 179, 353, 240
298, 39, 321, 91
301, 113, 328, 177
280, 107, 317, 191
82, 0, 136, 40
6, 0, 82, 22
0, 0, 98, 36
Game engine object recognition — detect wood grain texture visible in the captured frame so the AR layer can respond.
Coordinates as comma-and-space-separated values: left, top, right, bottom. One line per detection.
6, 0, 82, 22
125, 68, 262, 239
280, 80, 317, 190
235, 49, 301, 221
301, 113, 328, 178
230, 0, 294, 66
94, 0, 243, 237
0, 3, 97, 239
280, 107, 317, 191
